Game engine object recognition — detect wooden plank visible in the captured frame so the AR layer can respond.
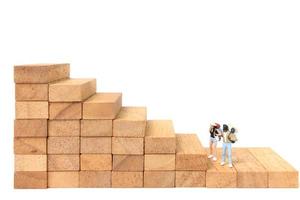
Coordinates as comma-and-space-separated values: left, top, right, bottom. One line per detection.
176, 134, 208, 170
16, 101, 48, 119
14, 171, 47, 189
113, 155, 144, 171
81, 119, 112, 136
49, 78, 96, 102
14, 119, 47, 138
176, 171, 206, 187
48, 155, 80, 171
14, 138, 47, 154
112, 137, 143, 155
113, 107, 147, 137
233, 148, 268, 188
144, 154, 175, 171
83, 93, 122, 119
144, 171, 175, 188
48, 172, 79, 188
14, 63, 70, 83
145, 120, 176, 154
248, 148, 298, 188
49, 102, 82, 119
81, 154, 112, 171
112, 172, 143, 188
15, 155, 47, 171
15, 84, 48, 101
47, 137, 80, 154
81, 137, 111, 154
80, 171, 111, 188
48, 120, 80, 136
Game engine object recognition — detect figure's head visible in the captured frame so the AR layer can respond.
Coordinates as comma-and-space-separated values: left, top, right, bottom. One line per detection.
211, 123, 220, 129
223, 124, 229, 132
230, 127, 236, 134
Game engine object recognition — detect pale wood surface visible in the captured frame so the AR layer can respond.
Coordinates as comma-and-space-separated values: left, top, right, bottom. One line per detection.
49, 102, 82, 119
176, 171, 206, 187
48, 172, 79, 188
48, 155, 80, 171
15, 155, 47, 171
144, 171, 175, 188
113, 155, 144, 171
48, 120, 80, 136
47, 137, 80, 154
112, 172, 143, 188
16, 101, 48, 119
14, 172, 47, 189
14, 119, 48, 138
81, 137, 111, 154
112, 137, 144, 155
80, 171, 111, 188
14, 138, 47, 154
144, 154, 175, 171
80, 154, 112, 171
81, 120, 112, 136
15, 84, 48, 101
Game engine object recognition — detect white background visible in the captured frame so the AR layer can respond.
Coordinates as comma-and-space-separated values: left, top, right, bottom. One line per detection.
0, 0, 299, 199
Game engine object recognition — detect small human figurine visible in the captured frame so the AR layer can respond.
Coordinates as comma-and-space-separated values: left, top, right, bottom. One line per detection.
208, 123, 221, 161
220, 124, 238, 168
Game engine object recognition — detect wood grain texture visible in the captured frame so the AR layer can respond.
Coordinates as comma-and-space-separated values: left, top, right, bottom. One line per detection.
145, 120, 176, 154
112, 137, 144, 155
14, 63, 70, 83
16, 101, 48, 119
14, 138, 47, 154
81, 154, 112, 171
48, 120, 80, 136
80, 171, 111, 188
144, 154, 175, 171
15, 155, 47, 171
113, 107, 147, 137
49, 102, 82, 119
47, 137, 80, 154
14, 119, 48, 138
81, 137, 111, 154
48, 155, 80, 171
15, 84, 48, 101
144, 171, 175, 188
248, 148, 298, 188
176, 171, 206, 187
112, 172, 143, 188
81, 119, 112, 136
49, 78, 96, 102
14, 171, 47, 189
176, 134, 208, 170
113, 155, 144, 171
48, 172, 79, 188
83, 93, 122, 119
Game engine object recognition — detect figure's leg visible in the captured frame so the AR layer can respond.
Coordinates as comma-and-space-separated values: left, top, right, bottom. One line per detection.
221, 143, 226, 165
208, 139, 213, 158
228, 143, 232, 167
212, 140, 217, 161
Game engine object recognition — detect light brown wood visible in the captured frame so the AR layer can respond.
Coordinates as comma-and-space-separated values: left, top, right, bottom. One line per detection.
144, 154, 175, 171
15, 155, 47, 171
48, 155, 80, 171
49, 102, 82, 119
112, 137, 144, 155
48, 172, 79, 188
15, 84, 48, 101
113, 107, 147, 137
14, 63, 70, 83
145, 120, 176, 154
80, 171, 111, 188
49, 78, 96, 102
16, 101, 48, 119
176, 171, 206, 187
14, 119, 48, 138
113, 155, 144, 171
48, 120, 80, 136
81, 137, 111, 154
112, 172, 143, 188
176, 134, 208, 170
14, 171, 47, 189
14, 138, 47, 154
81, 119, 112, 136
47, 137, 80, 154
144, 171, 175, 188
248, 148, 298, 188
83, 93, 122, 119
81, 154, 112, 171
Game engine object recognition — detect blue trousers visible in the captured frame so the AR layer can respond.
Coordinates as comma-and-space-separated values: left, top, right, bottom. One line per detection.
221, 143, 232, 164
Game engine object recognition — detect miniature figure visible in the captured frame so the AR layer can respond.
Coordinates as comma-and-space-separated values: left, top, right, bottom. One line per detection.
208, 122, 221, 161
220, 124, 237, 168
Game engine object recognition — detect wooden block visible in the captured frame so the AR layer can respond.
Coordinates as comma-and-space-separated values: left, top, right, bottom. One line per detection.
81, 137, 111, 154
81, 154, 112, 170
145, 120, 176, 154
112, 172, 143, 188
48, 120, 80, 136
113, 107, 147, 137
14, 119, 47, 138
16, 101, 48, 119
48, 172, 79, 188
80, 171, 111, 188
47, 137, 80, 154
113, 155, 144, 171
15, 155, 47, 171
48, 155, 79, 171
112, 137, 143, 155
81, 119, 112, 136
144, 154, 175, 171
14, 171, 47, 189
14, 63, 70, 83
49, 102, 82, 119
83, 93, 122, 119
176, 171, 206, 187
144, 171, 175, 188
15, 84, 48, 101
176, 134, 208, 170
249, 148, 298, 188
14, 138, 46, 154
49, 78, 96, 102
233, 148, 268, 188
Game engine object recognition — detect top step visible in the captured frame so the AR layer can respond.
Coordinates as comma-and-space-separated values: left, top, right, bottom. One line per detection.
14, 63, 70, 83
